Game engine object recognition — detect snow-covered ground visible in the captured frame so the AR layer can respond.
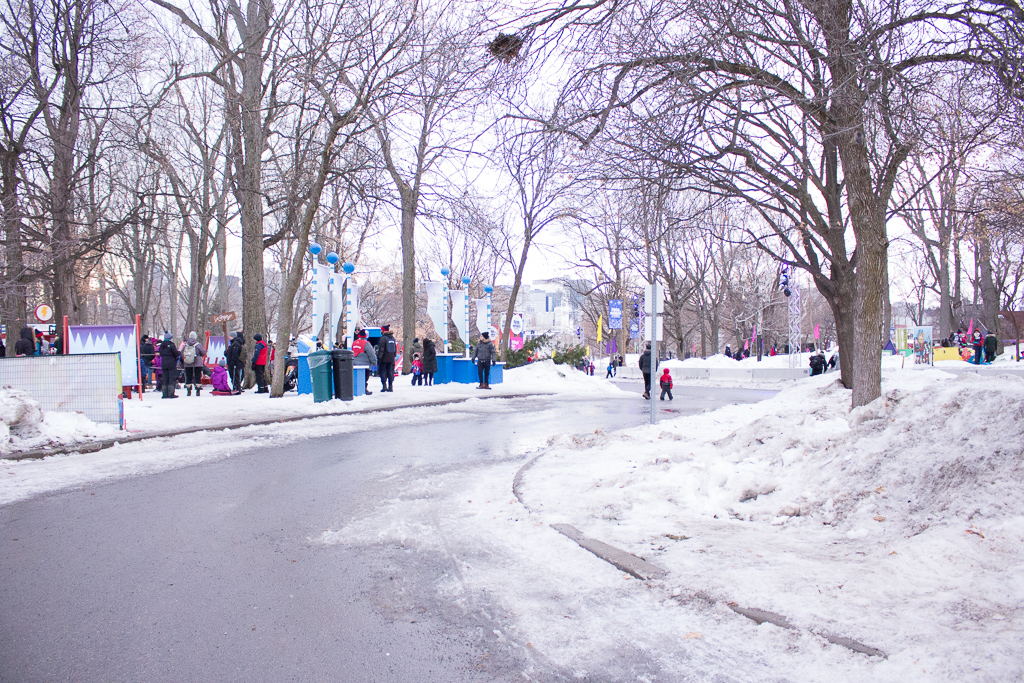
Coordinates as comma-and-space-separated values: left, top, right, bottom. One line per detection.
0, 361, 619, 504
0, 360, 619, 456
323, 367, 1024, 681
4, 357, 1022, 679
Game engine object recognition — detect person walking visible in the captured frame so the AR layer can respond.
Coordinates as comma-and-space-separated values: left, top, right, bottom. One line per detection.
158, 333, 181, 399
639, 341, 652, 399
422, 338, 437, 386
659, 367, 674, 401
606, 359, 615, 378
473, 331, 496, 389
376, 325, 397, 392
225, 331, 245, 392
14, 326, 35, 356
180, 331, 207, 396
251, 333, 269, 393
351, 328, 377, 395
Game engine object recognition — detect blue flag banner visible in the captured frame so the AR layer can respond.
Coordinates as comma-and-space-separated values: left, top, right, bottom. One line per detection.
609, 300, 623, 329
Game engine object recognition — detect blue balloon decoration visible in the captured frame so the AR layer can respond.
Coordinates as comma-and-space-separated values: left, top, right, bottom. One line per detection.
462, 276, 471, 285
342, 262, 355, 274
440, 267, 450, 277
484, 285, 493, 294
326, 251, 340, 264
309, 242, 322, 255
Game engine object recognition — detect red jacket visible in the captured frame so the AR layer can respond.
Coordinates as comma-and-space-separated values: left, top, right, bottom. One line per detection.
659, 371, 673, 389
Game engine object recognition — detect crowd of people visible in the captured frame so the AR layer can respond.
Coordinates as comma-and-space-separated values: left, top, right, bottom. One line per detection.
139, 330, 273, 399
946, 328, 1000, 365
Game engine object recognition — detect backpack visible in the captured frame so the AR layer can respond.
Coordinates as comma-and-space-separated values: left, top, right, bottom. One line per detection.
383, 336, 397, 360
182, 343, 197, 364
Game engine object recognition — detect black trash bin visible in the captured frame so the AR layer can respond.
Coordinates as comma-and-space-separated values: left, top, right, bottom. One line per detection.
332, 348, 354, 401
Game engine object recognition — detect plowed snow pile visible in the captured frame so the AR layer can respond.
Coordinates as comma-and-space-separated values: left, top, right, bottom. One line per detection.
521, 369, 1024, 681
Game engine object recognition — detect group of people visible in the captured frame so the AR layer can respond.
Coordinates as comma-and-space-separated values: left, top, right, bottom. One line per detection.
637, 341, 674, 400
949, 328, 999, 365
5, 327, 63, 357
139, 330, 273, 399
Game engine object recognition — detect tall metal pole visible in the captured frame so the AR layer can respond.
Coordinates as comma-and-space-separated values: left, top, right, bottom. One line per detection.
650, 282, 658, 426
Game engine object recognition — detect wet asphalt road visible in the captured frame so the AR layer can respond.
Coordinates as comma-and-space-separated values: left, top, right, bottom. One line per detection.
0, 385, 776, 682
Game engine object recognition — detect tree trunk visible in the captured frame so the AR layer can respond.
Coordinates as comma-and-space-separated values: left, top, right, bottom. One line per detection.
500, 241, 532, 360
400, 186, 417, 374
1, 143, 28, 356
977, 228, 999, 337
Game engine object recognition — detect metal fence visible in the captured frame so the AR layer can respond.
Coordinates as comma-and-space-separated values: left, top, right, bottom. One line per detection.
0, 353, 123, 427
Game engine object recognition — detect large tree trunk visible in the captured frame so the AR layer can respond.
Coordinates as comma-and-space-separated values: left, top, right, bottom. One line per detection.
1, 143, 28, 356
400, 186, 417, 374
976, 228, 999, 338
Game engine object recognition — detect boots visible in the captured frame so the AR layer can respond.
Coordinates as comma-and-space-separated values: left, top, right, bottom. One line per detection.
186, 385, 192, 396
196, 385, 201, 396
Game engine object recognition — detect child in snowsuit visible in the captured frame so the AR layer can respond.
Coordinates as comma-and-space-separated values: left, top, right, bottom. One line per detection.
659, 368, 673, 401
211, 358, 233, 394
411, 353, 424, 386
971, 329, 984, 365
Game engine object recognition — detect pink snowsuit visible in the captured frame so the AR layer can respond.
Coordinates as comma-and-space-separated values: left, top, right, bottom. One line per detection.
211, 365, 232, 392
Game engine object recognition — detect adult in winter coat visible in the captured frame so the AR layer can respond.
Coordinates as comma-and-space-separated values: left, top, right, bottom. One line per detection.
421, 338, 437, 386
984, 331, 998, 364
351, 329, 377, 395
971, 329, 984, 365
180, 331, 207, 396
14, 326, 35, 356
140, 335, 156, 389
376, 325, 397, 392
158, 333, 181, 399
211, 359, 233, 393
225, 332, 245, 392
251, 333, 269, 393
473, 332, 496, 389
638, 342, 653, 399
809, 352, 826, 376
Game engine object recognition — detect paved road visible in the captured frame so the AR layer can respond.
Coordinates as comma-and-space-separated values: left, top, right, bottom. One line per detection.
1, 387, 775, 682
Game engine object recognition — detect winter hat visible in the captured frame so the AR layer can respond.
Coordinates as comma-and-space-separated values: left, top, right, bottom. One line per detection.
218, 358, 227, 367
253, 333, 263, 341
481, 332, 489, 339
188, 331, 197, 341
381, 324, 390, 332
229, 331, 237, 339
163, 332, 172, 341
662, 367, 670, 374
357, 329, 367, 338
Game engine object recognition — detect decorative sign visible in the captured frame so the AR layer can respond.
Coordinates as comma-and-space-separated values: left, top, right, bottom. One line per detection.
210, 311, 236, 324
629, 320, 639, 339
34, 304, 53, 322
609, 300, 623, 329
510, 314, 524, 336
488, 324, 501, 341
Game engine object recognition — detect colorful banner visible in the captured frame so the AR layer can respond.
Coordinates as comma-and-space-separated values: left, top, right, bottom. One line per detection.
814, 324, 820, 340
510, 334, 524, 351
344, 281, 360, 347
609, 300, 623, 329
206, 335, 227, 365
597, 316, 603, 344
510, 313, 524, 336
68, 324, 139, 387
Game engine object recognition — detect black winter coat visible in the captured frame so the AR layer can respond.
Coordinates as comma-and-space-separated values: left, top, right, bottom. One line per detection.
14, 326, 35, 356
158, 339, 181, 368
422, 339, 438, 374
984, 333, 998, 355
639, 350, 652, 373
225, 338, 243, 366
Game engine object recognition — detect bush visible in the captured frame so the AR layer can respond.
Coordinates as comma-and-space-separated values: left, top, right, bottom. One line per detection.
504, 334, 550, 369
553, 343, 588, 368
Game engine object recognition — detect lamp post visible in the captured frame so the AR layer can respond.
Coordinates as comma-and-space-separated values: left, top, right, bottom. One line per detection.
325, 251, 339, 348
462, 276, 471, 358
484, 285, 493, 339
342, 262, 356, 349
309, 243, 325, 343
440, 268, 450, 353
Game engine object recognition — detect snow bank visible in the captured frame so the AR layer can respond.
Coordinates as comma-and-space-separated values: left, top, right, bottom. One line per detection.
0, 389, 118, 454
519, 369, 1024, 680
503, 360, 623, 395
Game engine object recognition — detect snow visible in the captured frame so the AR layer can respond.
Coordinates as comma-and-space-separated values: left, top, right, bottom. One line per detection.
4, 354, 1022, 679
318, 367, 1024, 680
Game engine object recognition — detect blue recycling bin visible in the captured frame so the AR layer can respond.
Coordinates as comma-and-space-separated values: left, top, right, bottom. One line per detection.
297, 355, 311, 395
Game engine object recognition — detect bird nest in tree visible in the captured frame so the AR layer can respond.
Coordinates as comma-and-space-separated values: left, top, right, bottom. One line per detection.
488, 33, 523, 62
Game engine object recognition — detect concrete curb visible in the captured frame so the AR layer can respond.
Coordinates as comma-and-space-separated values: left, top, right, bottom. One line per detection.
2, 392, 547, 462
513, 451, 886, 659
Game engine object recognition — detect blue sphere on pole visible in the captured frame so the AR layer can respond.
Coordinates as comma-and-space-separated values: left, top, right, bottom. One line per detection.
326, 251, 339, 265
441, 267, 450, 277
309, 242, 322, 256
462, 276, 471, 285
342, 262, 355, 274
484, 285, 493, 294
